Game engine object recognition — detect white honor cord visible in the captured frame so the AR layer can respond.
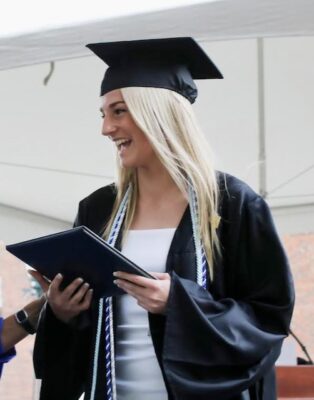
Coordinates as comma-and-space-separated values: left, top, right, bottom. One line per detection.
89, 186, 131, 400
89, 298, 104, 400
90, 184, 207, 399
188, 185, 207, 288
108, 297, 116, 400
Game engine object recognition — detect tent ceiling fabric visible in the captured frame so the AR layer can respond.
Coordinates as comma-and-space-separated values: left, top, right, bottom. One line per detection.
1, 0, 314, 70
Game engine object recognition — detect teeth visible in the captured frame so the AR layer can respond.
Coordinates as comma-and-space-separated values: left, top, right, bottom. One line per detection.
115, 139, 130, 147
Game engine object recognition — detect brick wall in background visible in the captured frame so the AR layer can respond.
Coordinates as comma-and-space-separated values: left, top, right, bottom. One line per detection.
0, 250, 36, 400
0, 233, 313, 399
284, 233, 314, 363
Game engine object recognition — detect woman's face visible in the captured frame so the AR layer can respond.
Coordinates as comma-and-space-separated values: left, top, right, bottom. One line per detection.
101, 89, 156, 169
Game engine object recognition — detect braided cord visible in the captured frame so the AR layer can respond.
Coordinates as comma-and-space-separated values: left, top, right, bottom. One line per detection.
89, 298, 104, 400
188, 185, 207, 289
90, 184, 206, 399
90, 186, 131, 400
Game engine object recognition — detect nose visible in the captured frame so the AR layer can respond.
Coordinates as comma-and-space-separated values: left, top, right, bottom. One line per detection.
102, 114, 117, 137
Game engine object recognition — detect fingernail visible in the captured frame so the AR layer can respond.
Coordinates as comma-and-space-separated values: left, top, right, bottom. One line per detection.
113, 280, 119, 285
113, 272, 119, 277
57, 273, 63, 279
84, 283, 90, 288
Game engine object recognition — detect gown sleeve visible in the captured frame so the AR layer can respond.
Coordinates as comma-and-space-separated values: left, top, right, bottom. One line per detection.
162, 192, 295, 400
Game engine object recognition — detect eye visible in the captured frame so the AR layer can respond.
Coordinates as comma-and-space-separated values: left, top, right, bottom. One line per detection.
114, 108, 126, 116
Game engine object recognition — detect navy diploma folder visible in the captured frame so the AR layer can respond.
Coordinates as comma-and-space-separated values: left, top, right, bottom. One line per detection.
6, 226, 156, 298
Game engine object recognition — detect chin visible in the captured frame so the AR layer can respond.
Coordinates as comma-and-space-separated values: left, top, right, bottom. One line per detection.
119, 154, 151, 169
119, 157, 137, 169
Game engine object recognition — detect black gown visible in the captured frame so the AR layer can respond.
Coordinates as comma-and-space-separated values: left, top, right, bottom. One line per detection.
33, 172, 295, 400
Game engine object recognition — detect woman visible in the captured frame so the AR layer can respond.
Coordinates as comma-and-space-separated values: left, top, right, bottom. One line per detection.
34, 38, 294, 400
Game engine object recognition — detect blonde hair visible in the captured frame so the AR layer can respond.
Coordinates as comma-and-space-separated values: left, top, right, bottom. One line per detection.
103, 87, 220, 279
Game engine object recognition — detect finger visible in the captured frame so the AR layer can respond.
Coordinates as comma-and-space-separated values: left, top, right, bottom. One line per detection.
150, 272, 170, 280
115, 279, 149, 298
113, 271, 137, 282
137, 300, 148, 311
62, 277, 84, 299
28, 270, 50, 292
136, 296, 158, 313
49, 273, 64, 296
113, 272, 156, 289
70, 282, 90, 304
80, 289, 93, 310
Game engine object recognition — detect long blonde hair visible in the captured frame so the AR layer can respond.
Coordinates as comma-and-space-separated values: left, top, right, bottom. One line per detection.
103, 87, 220, 279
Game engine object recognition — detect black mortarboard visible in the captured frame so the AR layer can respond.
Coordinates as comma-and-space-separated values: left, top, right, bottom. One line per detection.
86, 37, 223, 104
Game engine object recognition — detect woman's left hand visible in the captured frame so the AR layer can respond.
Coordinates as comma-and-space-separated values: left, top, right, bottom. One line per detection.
113, 271, 171, 314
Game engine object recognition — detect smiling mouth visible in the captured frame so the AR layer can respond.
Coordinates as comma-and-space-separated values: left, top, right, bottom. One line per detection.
116, 139, 132, 151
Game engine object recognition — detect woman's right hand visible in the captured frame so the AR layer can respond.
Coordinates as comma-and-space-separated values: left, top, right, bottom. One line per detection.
47, 274, 93, 323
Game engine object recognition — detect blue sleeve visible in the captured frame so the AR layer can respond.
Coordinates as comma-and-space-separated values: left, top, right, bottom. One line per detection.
0, 317, 16, 377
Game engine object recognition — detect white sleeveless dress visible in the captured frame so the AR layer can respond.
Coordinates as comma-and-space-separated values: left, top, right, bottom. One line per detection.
115, 228, 176, 400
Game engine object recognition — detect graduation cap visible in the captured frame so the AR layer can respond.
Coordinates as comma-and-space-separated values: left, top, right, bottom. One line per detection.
86, 37, 223, 104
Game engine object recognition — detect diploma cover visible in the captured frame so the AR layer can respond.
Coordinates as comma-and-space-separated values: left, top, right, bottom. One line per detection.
6, 226, 155, 298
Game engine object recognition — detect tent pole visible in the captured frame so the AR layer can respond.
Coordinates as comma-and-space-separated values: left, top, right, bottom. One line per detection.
257, 38, 267, 198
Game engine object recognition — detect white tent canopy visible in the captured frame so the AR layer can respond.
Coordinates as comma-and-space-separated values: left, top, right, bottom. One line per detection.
0, 0, 313, 242
1, 0, 314, 70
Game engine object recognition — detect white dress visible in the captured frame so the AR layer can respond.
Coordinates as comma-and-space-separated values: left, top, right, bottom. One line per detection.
115, 228, 176, 400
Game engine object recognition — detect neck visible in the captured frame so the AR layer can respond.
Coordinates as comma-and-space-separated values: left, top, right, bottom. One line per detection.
136, 160, 184, 203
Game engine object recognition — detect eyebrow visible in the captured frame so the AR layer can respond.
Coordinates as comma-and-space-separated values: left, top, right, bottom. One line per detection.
100, 101, 126, 113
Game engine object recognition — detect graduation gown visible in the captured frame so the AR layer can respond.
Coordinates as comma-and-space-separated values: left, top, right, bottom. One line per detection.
33, 172, 294, 400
